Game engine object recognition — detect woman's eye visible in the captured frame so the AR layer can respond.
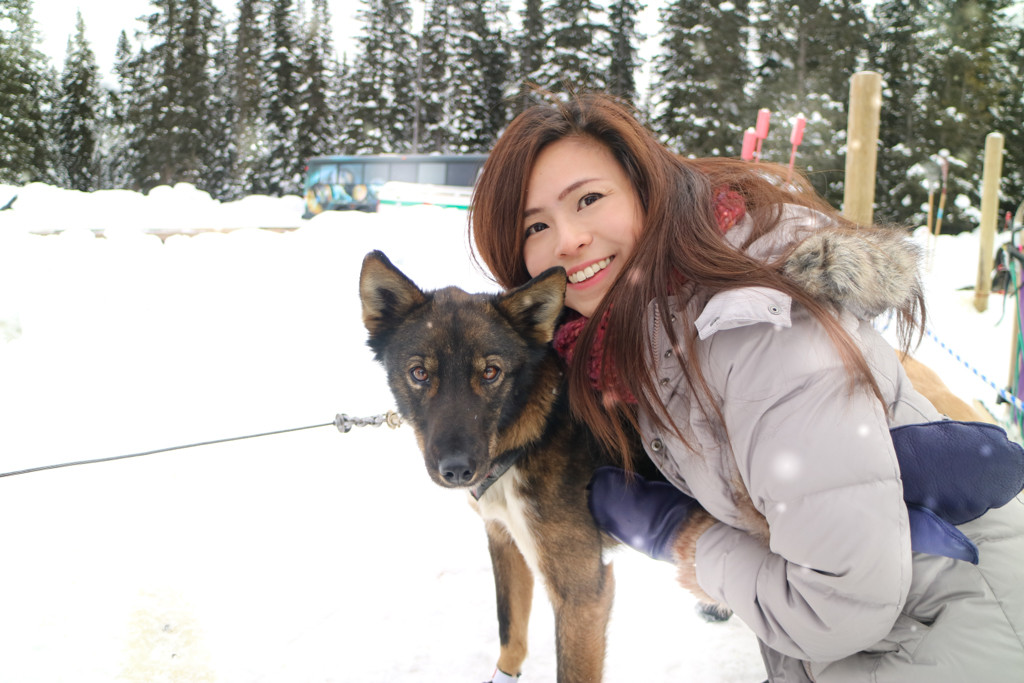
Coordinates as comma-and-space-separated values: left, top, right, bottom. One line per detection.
524, 222, 548, 238
579, 193, 602, 209
482, 365, 501, 382
410, 366, 429, 383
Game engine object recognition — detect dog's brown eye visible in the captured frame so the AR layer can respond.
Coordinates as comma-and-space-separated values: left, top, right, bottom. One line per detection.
410, 366, 429, 383
482, 365, 501, 382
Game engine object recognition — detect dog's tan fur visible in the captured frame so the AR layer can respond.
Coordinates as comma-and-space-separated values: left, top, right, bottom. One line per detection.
901, 353, 994, 423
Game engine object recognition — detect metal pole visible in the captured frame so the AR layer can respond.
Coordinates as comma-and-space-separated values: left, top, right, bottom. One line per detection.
934, 156, 949, 237
1008, 293, 1020, 416
927, 190, 935, 234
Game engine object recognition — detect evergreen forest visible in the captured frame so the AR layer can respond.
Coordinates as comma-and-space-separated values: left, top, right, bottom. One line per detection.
2, 0, 1023, 232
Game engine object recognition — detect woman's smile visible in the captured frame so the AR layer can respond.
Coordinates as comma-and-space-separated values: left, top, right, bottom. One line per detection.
567, 256, 613, 285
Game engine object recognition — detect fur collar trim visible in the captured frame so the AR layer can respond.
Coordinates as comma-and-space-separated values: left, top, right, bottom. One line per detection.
782, 222, 923, 320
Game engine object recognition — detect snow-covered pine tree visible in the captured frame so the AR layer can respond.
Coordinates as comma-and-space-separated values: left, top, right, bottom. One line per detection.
202, 17, 235, 199
120, 30, 161, 190
916, 0, 1018, 232
0, 0, 57, 184
417, 0, 453, 153
867, 0, 930, 225
178, 0, 218, 184
55, 10, 101, 191
605, 0, 644, 104
262, 0, 303, 195
226, 0, 270, 197
753, 0, 869, 205
651, 0, 752, 158
127, 0, 219, 191
447, 0, 511, 153
997, 5, 1024, 211
513, 0, 546, 112
347, 0, 416, 154
531, 0, 609, 93
97, 30, 137, 189
814, 0, 869, 106
296, 0, 343, 170
333, 54, 357, 153
480, 1, 514, 144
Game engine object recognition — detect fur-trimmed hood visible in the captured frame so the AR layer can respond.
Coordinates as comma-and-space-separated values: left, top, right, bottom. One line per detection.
782, 221, 923, 320
730, 205, 924, 321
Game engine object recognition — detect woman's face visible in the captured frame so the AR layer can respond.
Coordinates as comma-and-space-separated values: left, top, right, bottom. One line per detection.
522, 137, 644, 318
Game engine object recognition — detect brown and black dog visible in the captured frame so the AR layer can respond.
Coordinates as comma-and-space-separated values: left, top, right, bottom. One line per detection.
360, 250, 646, 682
359, 249, 987, 682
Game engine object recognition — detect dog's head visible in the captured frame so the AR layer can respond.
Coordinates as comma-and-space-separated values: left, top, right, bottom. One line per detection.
359, 250, 566, 489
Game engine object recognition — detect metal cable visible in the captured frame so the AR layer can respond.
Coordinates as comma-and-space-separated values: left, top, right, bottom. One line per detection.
0, 411, 402, 480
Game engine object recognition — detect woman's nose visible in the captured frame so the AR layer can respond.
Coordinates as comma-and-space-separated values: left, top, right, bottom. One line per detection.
556, 221, 592, 256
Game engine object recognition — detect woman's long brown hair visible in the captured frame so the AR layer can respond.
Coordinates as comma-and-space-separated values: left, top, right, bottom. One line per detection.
470, 91, 924, 467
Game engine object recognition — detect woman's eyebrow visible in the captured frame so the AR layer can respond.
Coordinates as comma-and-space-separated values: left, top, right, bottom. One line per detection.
524, 177, 600, 218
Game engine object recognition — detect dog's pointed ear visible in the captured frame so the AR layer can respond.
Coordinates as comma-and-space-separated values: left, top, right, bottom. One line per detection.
495, 267, 566, 344
360, 251, 427, 340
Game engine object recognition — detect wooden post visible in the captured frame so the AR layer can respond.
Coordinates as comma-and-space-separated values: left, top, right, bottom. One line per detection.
974, 132, 1004, 312
842, 71, 882, 227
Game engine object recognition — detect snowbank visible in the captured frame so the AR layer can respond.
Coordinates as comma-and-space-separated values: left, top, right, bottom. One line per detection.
0, 182, 305, 235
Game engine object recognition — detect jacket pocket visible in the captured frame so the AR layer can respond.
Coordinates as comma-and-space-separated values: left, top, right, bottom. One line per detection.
863, 613, 932, 657
806, 613, 932, 680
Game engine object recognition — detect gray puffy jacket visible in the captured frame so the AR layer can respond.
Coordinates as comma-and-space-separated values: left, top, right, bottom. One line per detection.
638, 206, 1024, 681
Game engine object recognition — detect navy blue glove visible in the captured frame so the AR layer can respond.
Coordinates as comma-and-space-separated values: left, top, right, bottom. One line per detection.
586, 466, 985, 565
907, 504, 979, 563
893, 420, 1024, 565
589, 421, 1024, 566
587, 466, 699, 562
892, 420, 1024, 524
588, 467, 983, 566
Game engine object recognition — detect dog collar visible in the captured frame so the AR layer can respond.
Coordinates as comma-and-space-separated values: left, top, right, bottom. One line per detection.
470, 448, 528, 501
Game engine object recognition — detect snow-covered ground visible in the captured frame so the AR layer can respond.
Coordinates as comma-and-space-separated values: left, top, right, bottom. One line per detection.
0, 182, 1015, 682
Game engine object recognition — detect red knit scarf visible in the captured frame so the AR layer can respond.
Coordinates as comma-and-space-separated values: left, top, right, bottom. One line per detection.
551, 188, 745, 405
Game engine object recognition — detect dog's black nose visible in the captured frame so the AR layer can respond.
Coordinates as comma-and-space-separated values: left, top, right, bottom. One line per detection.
438, 454, 475, 486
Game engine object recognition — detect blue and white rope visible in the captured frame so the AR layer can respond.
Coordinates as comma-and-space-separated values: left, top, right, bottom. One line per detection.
924, 327, 1024, 412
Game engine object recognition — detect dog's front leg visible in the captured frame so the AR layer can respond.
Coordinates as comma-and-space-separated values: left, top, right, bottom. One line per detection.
485, 519, 534, 679
538, 530, 613, 683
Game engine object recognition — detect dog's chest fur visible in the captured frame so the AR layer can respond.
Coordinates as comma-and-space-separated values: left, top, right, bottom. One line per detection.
474, 468, 543, 576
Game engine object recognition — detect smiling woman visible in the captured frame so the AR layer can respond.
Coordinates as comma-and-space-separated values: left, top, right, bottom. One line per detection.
469, 90, 1024, 682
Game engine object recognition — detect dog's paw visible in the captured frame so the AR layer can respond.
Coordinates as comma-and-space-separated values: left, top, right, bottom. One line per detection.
695, 600, 733, 623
